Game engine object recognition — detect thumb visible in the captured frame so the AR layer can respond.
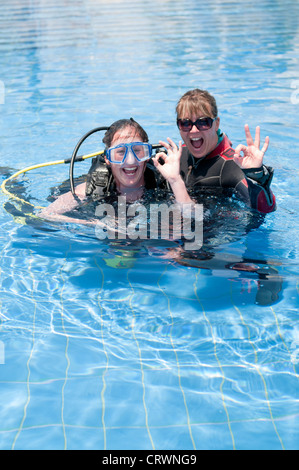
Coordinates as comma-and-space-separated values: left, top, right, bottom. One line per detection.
234, 144, 247, 158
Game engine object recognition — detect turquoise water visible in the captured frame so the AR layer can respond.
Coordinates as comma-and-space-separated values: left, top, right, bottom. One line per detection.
0, 0, 298, 450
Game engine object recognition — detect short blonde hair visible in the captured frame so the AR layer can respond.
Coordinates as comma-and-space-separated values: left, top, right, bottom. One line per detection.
176, 89, 218, 119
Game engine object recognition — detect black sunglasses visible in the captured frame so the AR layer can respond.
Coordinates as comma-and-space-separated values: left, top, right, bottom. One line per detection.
177, 117, 216, 132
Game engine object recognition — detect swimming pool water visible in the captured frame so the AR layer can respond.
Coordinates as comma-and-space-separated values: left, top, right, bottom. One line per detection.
0, 0, 298, 450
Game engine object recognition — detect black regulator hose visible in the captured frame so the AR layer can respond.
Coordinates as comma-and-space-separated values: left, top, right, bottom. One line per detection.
70, 126, 109, 195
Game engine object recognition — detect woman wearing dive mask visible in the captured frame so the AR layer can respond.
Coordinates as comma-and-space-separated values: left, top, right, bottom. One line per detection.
39, 118, 192, 224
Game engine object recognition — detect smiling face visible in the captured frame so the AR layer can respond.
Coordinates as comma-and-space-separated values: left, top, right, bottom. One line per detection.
179, 114, 220, 159
105, 126, 147, 193
176, 89, 220, 159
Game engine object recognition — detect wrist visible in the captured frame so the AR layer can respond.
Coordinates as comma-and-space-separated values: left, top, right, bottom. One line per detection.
169, 176, 193, 204
167, 175, 183, 186
243, 165, 273, 186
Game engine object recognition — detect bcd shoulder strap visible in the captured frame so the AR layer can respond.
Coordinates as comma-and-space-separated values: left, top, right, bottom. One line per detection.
85, 155, 113, 198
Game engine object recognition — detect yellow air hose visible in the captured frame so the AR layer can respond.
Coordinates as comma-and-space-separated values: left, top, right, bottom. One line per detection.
1, 119, 164, 226
1, 150, 105, 211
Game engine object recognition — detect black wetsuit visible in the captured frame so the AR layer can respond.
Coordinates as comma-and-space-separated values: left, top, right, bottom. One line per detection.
180, 133, 276, 213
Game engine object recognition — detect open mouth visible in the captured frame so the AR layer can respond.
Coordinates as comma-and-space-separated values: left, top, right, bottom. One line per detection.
190, 137, 204, 150
122, 166, 139, 176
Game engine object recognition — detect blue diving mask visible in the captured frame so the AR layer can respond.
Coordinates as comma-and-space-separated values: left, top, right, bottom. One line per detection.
105, 142, 152, 164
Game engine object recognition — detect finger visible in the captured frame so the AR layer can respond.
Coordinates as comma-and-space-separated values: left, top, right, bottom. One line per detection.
165, 137, 178, 153
167, 137, 176, 146
175, 140, 183, 159
261, 136, 269, 154
234, 144, 247, 157
244, 124, 254, 146
254, 126, 261, 148
156, 151, 167, 159
155, 152, 168, 165
152, 155, 160, 168
158, 140, 170, 150
156, 142, 169, 160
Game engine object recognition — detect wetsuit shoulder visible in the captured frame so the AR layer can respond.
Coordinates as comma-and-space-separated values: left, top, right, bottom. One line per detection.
180, 137, 243, 189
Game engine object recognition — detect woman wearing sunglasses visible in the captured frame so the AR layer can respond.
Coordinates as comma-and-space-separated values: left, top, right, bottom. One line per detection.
172, 88, 276, 214
39, 118, 192, 224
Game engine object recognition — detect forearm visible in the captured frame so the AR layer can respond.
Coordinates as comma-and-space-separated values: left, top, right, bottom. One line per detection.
168, 176, 194, 204
244, 165, 276, 212
235, 173, 276, 214
39, 183, 89, 221
39, 209, 96, 226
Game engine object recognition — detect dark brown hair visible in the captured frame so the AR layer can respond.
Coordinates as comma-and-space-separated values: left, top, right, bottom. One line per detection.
102, 118, 149, 148
176, 89, 218, 119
